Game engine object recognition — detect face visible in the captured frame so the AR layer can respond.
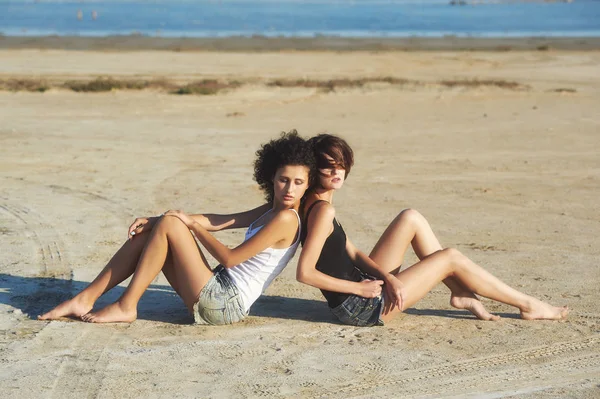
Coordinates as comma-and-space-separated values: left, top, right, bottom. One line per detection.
273, 164, 310, 207
318, 153, 346, 191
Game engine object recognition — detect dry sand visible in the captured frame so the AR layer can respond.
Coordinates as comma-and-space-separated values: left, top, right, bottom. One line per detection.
0, 48, 599, 398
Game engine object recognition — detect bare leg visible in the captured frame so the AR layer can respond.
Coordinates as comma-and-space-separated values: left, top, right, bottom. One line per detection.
38, 233, 150, 320
370, 209, 498, 320
161, 251, 183, 298
161, 238, 211, 311
380, 248, 568, 322
82, 216, 214, 323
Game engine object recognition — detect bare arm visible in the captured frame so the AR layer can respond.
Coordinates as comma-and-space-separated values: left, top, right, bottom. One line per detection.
127, 203, 270, 239
166, 209, 297, 268
346, 239, 404, 310
346, 239, 393, 282
190, 203, 271, 231
296, 202, 382, 298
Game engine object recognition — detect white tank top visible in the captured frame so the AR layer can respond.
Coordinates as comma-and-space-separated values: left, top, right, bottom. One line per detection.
227, 209, 301, 312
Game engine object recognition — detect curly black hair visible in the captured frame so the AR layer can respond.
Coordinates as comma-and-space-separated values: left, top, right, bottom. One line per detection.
254, 130, 316, 204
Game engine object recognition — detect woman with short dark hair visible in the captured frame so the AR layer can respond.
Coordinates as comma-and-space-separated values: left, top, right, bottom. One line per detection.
297, 134, 568, 326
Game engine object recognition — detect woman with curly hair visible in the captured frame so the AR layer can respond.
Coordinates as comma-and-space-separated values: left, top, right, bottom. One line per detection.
297, 134, 568, 327
39, 131, 315, 325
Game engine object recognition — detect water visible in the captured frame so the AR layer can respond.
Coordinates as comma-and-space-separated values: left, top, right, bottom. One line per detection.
1, 0, 599, 38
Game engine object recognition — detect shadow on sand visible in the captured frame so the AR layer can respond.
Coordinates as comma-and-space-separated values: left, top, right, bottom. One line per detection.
0, 273, 518, 325
404, 308, 520, 320
250, 295, 336, 323
0, 273, 338, 324
0, 273, 191, 324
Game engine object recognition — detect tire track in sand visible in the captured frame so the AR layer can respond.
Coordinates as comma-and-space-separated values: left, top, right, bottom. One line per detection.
44, 324, 118, 399
1, 182, 134, 397
572, 312, 600, 321
33, 184, 135, 399
46, 183, 135, 220
0, 199, 71, 280
313, 336, 600, 398
1, 179, 136, 287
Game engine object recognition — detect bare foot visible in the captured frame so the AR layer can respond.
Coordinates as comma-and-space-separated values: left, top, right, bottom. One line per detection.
81, 301, 136, 323
450, 292, 500, 321
38, 296, 93, 321
520, 298, 569, 320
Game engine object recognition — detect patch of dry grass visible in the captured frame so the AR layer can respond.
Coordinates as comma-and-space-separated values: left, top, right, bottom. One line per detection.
268, 77, 527, 91
63, 77, 178, 92
438, 79, 529, 90
172, 79, 241, 95
267, 77, 413, 92
60, 77, 239, 95
0, 76, 530, 94
549, 87, 577, 93
0, 78, 49, 92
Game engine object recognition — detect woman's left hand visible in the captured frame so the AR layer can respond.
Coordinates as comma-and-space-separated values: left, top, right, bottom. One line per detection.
163, 210, 195, 228
384, 277, 405, 312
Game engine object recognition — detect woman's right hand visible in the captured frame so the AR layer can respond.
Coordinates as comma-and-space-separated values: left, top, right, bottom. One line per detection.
355, 279, 384, 298
128, 216, 159, 240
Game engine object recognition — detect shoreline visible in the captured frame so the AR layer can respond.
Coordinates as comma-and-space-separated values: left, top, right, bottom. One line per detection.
2, 35, 600, 51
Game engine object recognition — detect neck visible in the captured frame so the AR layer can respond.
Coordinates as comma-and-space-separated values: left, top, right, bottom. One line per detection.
272, 201, 299, 212
312, 186, 335, 203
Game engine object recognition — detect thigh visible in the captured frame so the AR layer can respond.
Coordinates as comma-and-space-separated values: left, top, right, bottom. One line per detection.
107, 231, 151, 269
159, 216, 215, 311
369, 211, 415, 273
162, 252, 183, 297
396, 250, 453, 309
370, 209, 443, 274
380, 250, 453, 322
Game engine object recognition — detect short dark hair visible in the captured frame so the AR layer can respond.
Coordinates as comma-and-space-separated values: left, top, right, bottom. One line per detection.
307, 134, 354, 178
253, 130, 316, 203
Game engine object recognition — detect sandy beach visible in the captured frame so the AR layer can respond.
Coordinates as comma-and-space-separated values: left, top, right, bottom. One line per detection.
0, 46, 599, 398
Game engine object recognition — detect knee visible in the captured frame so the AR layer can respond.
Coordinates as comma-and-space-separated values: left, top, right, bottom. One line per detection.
440, 247, 465, 268
156, 215, 186, 232
395, 208, 424, 227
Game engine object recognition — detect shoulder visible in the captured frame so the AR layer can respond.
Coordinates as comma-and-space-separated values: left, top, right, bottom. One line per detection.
307, 201, 335, 222
270, 208, 300, 226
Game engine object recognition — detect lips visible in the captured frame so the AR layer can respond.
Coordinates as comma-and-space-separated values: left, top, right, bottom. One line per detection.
284, 195, 294, 201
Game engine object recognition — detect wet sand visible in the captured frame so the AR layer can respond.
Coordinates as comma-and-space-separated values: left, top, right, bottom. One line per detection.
0, 48, 599, 398
2, 35, 600, 51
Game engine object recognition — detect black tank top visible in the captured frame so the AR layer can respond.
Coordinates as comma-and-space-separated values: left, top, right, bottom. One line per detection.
301, 200, 362, 308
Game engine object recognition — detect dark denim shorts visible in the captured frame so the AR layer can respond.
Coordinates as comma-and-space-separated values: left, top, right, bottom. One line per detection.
330, 294, 385, 327
193, 265, 247, 326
